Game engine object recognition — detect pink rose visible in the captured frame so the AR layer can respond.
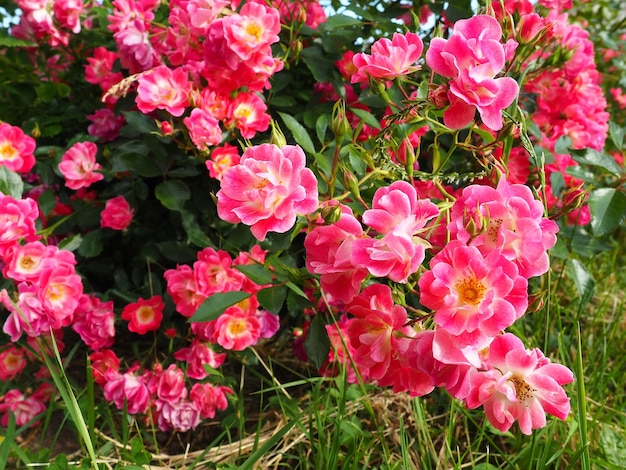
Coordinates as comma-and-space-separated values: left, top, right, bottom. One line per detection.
352, 32, 424, 83
0, 123, 36, 174
135, 65, 190, 117
58, 141, 103, 190
466, 333, 573, 435
426, 15, 519, 131
100, 195, 134, 231
216, 143, 318, 241
121, 295, 164, 335
183, 108, 222, 150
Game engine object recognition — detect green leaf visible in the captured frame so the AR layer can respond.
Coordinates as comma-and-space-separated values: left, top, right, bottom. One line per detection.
472, 126, 496, 144
599, 423, 626, 467
571, 149, 623, 176
316, 114, 329, 144
549, 171, 565, 198
234, 264, 274, 285
0, 166, 23, 198
122, 111, 158, 134
37, 188, 57, 216
49, 453, 69, 470
588, 188, 626, 236
286, 281, 309, 299
155, 180, 191, 212
78, 230, 103, 258
286, 290, 312, 318
126, 436, 151, 466
323, 14, 363, 29
269, 95, 297, 108
189, 291, 251, 323
180, 209, 213, 248
609, 121, 624, 149
444, 0, 473, 22
554, 135, 572, 154
257, 285, 287, 314
304, 314, 331, 369
35, 82, 58, 102
278, 112, 316, 154
568, 259, 595, 307
0, 410, 15, 470
300, 46, 335, 84
58, 233, 83, 252
0, 36, 37, 47
114, 141, 165, 177
348, 107, 382, 131
156, 241, 197, 264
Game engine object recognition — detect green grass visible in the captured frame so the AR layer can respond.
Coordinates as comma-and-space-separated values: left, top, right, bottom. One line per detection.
1, 231, 624, 469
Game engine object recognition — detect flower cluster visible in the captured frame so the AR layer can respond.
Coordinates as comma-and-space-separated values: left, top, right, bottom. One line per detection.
12, 0, 85, 47
216, 143, 319, 241
0, 0, 605, 443
304, 181, 439, 303
305, 174, 568, 433
426, 15, 520, 131
101, 359, 233, 432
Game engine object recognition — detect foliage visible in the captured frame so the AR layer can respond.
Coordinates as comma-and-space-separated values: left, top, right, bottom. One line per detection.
0, 0, 624, 467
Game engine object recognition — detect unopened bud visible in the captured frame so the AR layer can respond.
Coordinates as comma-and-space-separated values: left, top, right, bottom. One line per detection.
270, 120, 287, 147
562, 184, 589, 211
320, 202, 342, 224
331, 100, 351, 140
30, 123, 41, 139
429, 84, 450, 109
399, 138, 417, 178
342, 170, 361, 201
292, 39, 303, 58
159, 121, 174, 136
390, 286, 406, 308
518, 13, 544, 44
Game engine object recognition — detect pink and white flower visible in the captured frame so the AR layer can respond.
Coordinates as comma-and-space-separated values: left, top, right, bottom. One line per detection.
448, 179, 559, 278
87, 108, 125, 141
190, 383, 232, 419
164, 264, 205, 318
351, 181, 440, 283
121, 295, 164, 335
222, 2, 281, 61
173, 339, 226, 380
225, 92, 271, 139
0, 123, 36, 174
211, 306, 261, 351
363, 181, 440, 239
184, 108, 222, 150
0, 346, 27, 381
58, 141, 103, 190
156, 399, 200, 432
103, 369, 150, 415
206, 143, 240, 181
72, 294, 115, 350
154, 364, 187, 403
466, 333, 574, 434
216, 143, 318, 241
346, 283, 415, 381
0, 389, 46, 426
135, 65, 190, 117
352, 32, 424, 83
419, 241, 528, 348
304, 203, 368, 303
426, 15, 519, 130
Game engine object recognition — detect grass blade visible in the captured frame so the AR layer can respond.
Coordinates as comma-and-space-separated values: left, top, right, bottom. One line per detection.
575, 322, 590, 470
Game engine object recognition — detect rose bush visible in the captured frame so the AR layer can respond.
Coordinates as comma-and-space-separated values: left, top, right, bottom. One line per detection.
0, 0, 624, 459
